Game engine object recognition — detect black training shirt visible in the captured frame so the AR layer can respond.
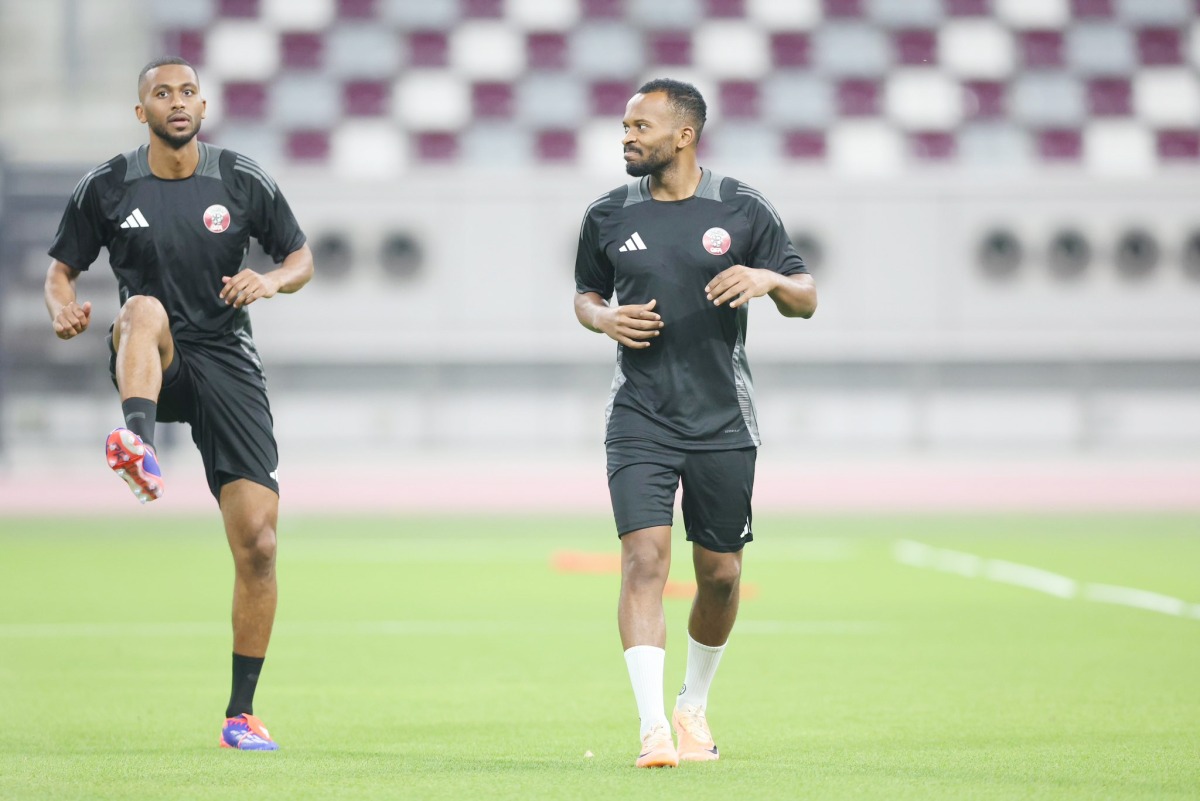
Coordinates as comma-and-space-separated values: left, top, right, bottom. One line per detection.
575, 168, 807, 450
49, 142, 306, 372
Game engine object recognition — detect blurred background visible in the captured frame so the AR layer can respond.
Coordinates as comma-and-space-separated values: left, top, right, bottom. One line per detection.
1, 0, 1198, 514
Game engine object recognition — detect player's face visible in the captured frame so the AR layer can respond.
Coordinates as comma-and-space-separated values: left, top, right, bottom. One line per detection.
136, 64, 206, 149
622, 92, 683, 177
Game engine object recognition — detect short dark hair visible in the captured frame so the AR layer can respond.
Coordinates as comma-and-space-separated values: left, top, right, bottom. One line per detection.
137, 57, 198, 96
636, 78, 707, 140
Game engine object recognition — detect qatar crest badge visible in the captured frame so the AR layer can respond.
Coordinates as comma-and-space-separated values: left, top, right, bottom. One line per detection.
702, 227, 731, 255
203, 204, 231, 234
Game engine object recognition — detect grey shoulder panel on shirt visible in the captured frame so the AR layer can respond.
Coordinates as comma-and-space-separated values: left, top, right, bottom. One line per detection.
117, 143, 225, 182
695, 168, 726, 201
121, 145, 151, 182
196, 142, 224, 179
622, 176, 651, 207
619, 170, 725, 206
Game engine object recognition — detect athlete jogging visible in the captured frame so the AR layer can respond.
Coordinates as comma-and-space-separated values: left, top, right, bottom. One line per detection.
44, 57, 314, 751
574, 78, 817, 768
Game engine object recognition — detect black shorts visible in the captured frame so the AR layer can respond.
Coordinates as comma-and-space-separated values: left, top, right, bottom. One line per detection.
108, 329, 279, 500
606, 439, 756, 553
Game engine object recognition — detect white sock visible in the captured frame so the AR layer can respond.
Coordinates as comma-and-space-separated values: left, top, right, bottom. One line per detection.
676, 635, 726, 710
624, 645, 668, 737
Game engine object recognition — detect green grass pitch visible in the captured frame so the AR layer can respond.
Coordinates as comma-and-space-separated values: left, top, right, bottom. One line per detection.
1, 513, 1197, 800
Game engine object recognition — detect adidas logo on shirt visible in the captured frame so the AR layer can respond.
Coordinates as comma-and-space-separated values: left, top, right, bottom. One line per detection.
618, 232, 647, 252
120, 208, 150, 229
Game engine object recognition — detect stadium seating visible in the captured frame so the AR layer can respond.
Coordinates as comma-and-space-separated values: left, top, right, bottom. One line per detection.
143, 0, 1200, 175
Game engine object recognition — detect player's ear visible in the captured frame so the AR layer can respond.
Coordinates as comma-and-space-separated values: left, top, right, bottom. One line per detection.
135, 103, 147, 124
677, 125, 696, 150
200, 97, 207, 119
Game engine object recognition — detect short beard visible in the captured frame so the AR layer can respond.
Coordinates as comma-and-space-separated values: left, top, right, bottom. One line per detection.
149, 118, 201, 149
624, 148, 674, 177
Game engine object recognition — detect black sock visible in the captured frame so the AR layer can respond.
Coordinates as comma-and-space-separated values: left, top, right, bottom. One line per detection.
226, 653, 265, 719
120, 397, 157, 450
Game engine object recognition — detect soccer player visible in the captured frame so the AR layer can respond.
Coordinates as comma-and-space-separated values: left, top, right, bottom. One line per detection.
573, 79, 817, 768
43, 57, 313, 751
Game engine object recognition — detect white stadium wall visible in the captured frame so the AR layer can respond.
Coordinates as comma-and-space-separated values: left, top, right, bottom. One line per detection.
4, 168, 1199, 455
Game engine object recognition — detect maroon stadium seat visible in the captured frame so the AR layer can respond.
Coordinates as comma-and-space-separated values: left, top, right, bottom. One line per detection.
1137, 28, 1183, 66
963, 81, 1006, 119
286, 130, 330, 162
1020, 31, 1064, 69
408, 31, 449, 68
535, 129, 577, 161
719, 81, 759, 119
415, 132, 458, 161
649, 31, 692, 66
1087, 78, 1131, 116
771, 32, 811, 68
473, 82, 515, 119
527, 33, 568, 71
224, 82, 268, 119
336, 0, 376, 19
218, 0, 259, 18
895, 29, 938, 66
783, 130, 827, 159
281, 32, 323, 70
838, 79, 881, 117
1037, 129, 1083, 161
343, 80, 389, 116
1158, 130, 1200, 160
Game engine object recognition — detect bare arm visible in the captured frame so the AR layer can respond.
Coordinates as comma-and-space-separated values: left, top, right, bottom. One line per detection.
219, 242, 315, 308
574, 291, 664, 349
705, 267, 817, 319
45, 259, 92, 339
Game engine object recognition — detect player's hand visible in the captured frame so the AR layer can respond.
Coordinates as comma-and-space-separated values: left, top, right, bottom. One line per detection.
595, 298, 664, 349
705, 265, 779, 309
220, 270, 280, 308
53, 300, 91, 339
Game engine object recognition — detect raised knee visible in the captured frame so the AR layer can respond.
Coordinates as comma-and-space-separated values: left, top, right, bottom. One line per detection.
116, 295, 168, 329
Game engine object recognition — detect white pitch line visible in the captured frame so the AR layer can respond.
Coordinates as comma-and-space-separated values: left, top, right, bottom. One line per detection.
893, 539, 985, 578
1084, 584, 1189, 617
935, 548, 985, 578
985, 559, 1077, 599
893, 539, 934, 568
895, 540, 1196, 621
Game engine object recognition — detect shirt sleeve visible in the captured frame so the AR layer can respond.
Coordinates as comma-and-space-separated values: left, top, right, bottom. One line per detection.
741, 187, 808, 277
240, 160, 307, 263
574, 201, 615, 300
47, 166, 112, 271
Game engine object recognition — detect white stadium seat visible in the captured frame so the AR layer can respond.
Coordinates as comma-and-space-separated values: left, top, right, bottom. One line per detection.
693, 22, 770, 80
886, 70, 963, 130
205, 22, 280, 80
392, 70, 471, 130
262, 0, 334, 32
939, 20, 1016, 79
331, 120, 408, 179
450, 21, 526, 80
